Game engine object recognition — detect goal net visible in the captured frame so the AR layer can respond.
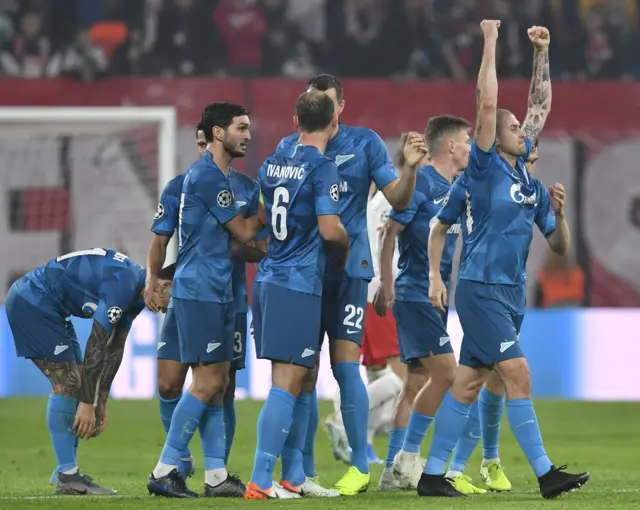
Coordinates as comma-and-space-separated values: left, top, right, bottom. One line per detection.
0, 107, 177, 302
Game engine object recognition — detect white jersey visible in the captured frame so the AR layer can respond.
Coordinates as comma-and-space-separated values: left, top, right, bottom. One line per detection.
366, 191, 399, 303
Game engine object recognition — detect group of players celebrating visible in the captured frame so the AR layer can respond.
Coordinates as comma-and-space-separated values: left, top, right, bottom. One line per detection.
6, 20, 590, 500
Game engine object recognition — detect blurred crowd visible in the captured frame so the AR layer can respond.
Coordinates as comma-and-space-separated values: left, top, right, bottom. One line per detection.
0, 0, 638, 82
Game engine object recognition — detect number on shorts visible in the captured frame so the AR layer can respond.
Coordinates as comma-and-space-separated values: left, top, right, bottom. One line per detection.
56, 248, 107, 262
233, 331, 243, 354
271, 186, 290, 241
343, 304, 364, 330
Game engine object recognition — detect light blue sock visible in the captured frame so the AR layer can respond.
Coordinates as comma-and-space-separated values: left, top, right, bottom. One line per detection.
47, 394, 77, 483
402, 410, 434, 454
449, 401, 481, 473
424, 393, 471, 475
159, 394, 191, 460
281, 392, 311, 486
223, 397, 236, 464
159, 392, 206, 467
302, 388, 318, 478
506, 399, 552, 477
479, 387, 504, 460
199, 404, 226, 472
333, 362, 369, 474
250, 387, 296, 490
385, 428, 406, 468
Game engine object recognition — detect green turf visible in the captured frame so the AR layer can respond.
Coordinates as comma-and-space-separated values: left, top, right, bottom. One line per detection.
0, 398, 638, 508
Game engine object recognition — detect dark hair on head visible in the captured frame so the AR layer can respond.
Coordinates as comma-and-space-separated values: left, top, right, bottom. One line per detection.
425, 115, 471, 157
200, 102, 249, 143
306, 74, 344, 103
395, 133, 409, 167
158, 263, 176, 281
296, 90, 335, 134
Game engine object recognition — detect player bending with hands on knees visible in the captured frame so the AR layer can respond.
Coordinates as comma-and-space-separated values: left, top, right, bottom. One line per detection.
5, 248, 173, 495
420, 20, 587, 499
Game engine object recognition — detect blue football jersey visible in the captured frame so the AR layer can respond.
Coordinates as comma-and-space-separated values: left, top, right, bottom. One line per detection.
279, 125, 398, 280
151, 173, 186, 237
230, 169, 268, 314
390, 166, 460, 302
437, 139, 556, 285
20, 248, 145, 334
172, 151, 239, 302
257, 144, 341, 296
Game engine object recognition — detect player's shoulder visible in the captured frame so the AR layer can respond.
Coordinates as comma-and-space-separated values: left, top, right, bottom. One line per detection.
163, 172, 186, 197
230, 169, 258, 189
278, 132, 299, 151
343, 125, 383, 145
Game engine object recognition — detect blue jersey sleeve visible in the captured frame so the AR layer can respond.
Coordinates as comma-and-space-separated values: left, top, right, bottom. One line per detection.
390, 187, 423, 226
437, 176, 467, 225
314, 161, 341, 216
196, 169, 238, 225
535, 181, 557, 237
250, 184, 269, 240
151, 184, 179, 237
367, 130, 398, 190
468, 139, 497, 175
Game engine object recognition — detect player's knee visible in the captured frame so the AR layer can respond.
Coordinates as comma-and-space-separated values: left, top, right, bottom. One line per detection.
450, 365, 488, 404
157, 361, 187, 399
191, 366, 229, 403
497, 358, 531, 399
301, 363, 319, 393
404, 366, 427, 403
429, 354, 457, 389
329, 339, 360, 364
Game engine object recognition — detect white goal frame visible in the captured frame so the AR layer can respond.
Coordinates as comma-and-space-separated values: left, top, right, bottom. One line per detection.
0, 106, 178, 261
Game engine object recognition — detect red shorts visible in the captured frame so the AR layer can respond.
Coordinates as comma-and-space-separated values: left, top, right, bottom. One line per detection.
361, 303, 399, 367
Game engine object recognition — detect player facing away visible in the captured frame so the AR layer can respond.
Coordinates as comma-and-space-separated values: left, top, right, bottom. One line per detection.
278, 74, 427, 495
144, 124, 267, 481
245, 90, 350, 500
147, 102, 266, 498
5, 248, 172, 495
372, 116, 470, 491
421, 21, 589, 499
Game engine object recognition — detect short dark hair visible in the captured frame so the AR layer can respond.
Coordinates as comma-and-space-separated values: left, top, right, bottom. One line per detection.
306, 74, 343, 103
200, 102, 249, 143
296, 90, 335, 133
157, 263, 176, 281
394, 133, 409, 167
425, 115, 471, 156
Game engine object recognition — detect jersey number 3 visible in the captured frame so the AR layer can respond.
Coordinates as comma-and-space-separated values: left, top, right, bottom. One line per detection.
271, 186, 289, 241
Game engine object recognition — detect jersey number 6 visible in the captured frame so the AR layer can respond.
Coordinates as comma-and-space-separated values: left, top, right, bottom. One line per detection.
272, 186, 290, 241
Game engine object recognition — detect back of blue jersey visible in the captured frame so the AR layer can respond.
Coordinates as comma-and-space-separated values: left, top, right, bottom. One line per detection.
173, 151, 239, 303
390, 166, 460, 302
279, 125, 398, 280
257, 145, 340, 296
437, 139, 556, 285
20, 248, 145, 334
152, 173, 185, 237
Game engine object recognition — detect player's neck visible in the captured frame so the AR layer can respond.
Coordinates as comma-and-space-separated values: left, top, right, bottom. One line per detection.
497, 149, 518, 169
298, 132, 329, 154
207, 145, 232, 174
430, 158, 458, 184
329, 123, 340, 140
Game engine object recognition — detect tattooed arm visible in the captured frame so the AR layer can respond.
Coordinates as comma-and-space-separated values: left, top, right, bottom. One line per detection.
78, 320, 112, 405
475, 20, 500, 152
522, 27, 552, 147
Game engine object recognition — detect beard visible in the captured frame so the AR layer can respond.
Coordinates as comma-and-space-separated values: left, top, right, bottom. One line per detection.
223, 139, 247, 158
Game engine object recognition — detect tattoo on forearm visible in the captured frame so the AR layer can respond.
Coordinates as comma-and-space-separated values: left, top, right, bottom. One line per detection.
78, 320, 111, 405
97, 334, 127, 397
33, 359, 80, 397
523, 49, 551, 146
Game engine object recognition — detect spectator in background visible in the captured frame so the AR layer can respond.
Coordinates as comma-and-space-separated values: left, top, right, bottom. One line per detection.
47, 28, 108, 81
0, 11, 49, 77
534, 251, 586, 308
342, 0, 384, 76
282, 41, 317, 78
261, 0, 304, 75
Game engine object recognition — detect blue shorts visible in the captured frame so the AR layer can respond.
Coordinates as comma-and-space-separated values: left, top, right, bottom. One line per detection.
393, 300, 454, 365
173, 298, 235, 365
456, 279, 525, 368
320, 276, 369, 346
252, 282, 321, 368
5, 283, 82, 364
157, 306, 181, 362
231, 312, 247, 371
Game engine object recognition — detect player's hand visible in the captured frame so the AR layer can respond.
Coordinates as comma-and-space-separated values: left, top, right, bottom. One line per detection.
372, 283, 394, 317
528, 26, 550, 50
144, 277, 160, 313
428, 274, 448, 313
402, 132, 428, 170
480, 20, 501, 40
549, 183, 566, 216
73, 402, 96, 440
92, 401, 108, 437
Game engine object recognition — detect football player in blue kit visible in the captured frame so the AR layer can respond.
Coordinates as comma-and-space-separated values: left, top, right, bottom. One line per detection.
372, 116, 471, 492
147, 102, 266, 498
144, 124, 266, 481
5, 248, 173, 495
245, 90, 350, 500
278, 74, 427, 495
420, 21, 589, 499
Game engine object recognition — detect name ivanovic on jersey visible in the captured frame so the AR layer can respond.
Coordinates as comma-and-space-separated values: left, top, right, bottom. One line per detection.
267, 164, 306, 180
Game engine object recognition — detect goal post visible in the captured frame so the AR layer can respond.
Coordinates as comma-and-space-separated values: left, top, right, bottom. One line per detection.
0, 106, 178, 301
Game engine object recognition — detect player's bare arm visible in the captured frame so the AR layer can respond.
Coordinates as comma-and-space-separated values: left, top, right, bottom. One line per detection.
382, 132, 427, 210
373, 220, 402, 317
522, 26, 551, 147
318, 215, 350, 269
144, 234, 170, 313
545, 183, 570, 255
427, 220, 450, 313
231, 239, 266, 263
226, 203, 267, 244
475, 20, 500, 152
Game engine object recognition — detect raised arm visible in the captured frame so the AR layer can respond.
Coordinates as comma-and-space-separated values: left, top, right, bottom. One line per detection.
381, 132, 427, 211
475, 20, 500, 152
522, 26, 552, 148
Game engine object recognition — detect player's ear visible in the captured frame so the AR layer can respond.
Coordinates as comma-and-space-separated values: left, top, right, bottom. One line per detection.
213, 126, 225, 143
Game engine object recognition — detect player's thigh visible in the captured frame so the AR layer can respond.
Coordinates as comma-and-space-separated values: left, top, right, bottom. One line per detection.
255, 283, 321, 369
231, 312, 248, 371
157, 306, 182, 362
174, 298, 234, 365
362, 302, 399, 364
455, 280, 523, 368
327, 277, 369, 346
392, 300, 453, 366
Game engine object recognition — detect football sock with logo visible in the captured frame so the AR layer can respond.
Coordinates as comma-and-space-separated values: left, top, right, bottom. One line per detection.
479, 388, 504, 461
281, 392, 312, 486
302, 388, 318, 478
159, 394, 192, 461
250, 387, 296, 490
402, 410, 435, 454
333, 362, 370, 474
449, 401, 481, 473
506, 399, 552, 477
